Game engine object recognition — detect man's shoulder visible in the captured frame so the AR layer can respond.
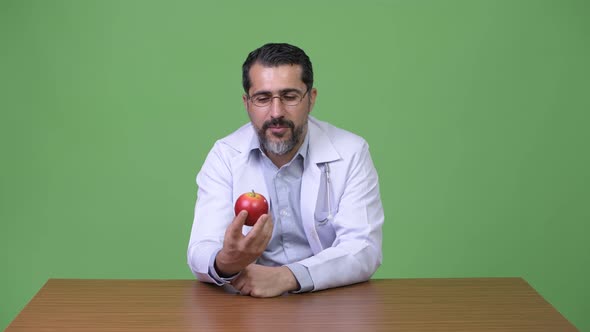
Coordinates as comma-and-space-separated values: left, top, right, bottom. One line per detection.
309, 116, 367, 149
213, 121, 255, 154
307, 116, 369, 164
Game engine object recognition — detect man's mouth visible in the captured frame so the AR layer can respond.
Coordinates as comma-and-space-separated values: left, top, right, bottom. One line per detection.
268, 126, 289, 136
263, 118, 294, 132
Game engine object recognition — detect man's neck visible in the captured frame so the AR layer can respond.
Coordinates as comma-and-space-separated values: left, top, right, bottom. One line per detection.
266, 144, 301, 169
261, 125, 308, 168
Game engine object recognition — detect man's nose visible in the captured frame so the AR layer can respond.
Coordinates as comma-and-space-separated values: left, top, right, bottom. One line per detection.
269, 97, 286, 117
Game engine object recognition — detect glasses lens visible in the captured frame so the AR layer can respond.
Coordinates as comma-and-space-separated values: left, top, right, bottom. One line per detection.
252, 95, 271, 107
281, 93, 302, 106
250, 91, 306, 107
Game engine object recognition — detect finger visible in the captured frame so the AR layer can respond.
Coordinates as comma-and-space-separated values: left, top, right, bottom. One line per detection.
261, 214, 274, 237
249, 213, 270, 235
239, 285, 252, 296
226, 211, 248, 239
234, 210, 248, 226
231, 275, 244, 291
256, 214, 274, 247
244, 214, 271, 247
250, 288, 264, 298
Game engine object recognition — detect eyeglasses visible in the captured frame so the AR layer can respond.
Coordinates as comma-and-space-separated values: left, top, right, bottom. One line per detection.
247, 89, 309, 108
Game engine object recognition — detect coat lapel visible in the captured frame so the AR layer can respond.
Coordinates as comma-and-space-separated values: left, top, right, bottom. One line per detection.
231, 133, 271, 235
300, 118, 341, 253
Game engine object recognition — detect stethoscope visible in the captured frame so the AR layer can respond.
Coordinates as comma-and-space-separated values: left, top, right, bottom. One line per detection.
324, 162, 333, 221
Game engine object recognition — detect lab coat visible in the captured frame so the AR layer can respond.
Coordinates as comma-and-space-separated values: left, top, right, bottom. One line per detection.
187, 116, 384, 291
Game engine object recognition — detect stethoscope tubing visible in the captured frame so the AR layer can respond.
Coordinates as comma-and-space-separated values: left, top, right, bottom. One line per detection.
325, 163, 333, 220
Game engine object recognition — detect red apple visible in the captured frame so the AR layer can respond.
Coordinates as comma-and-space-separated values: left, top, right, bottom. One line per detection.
234, 190, 269, 226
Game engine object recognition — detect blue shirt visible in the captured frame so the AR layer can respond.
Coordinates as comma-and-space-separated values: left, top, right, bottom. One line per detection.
209, 131, 314, 292
256, 132, 314, 292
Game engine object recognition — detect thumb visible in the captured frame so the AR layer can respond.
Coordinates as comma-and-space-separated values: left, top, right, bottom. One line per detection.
234, 210, 248, 227
226, 210, 247, 239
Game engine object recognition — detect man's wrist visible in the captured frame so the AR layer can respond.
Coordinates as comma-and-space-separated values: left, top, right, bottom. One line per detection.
214, 250, 244, 277
214, 259, 239, 279
208, 249, 240, 285
279, 266, 299, 293
285, 263, 314, 293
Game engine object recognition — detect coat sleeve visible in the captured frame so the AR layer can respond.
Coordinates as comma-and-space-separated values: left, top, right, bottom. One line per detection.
298, 142, 384, 291
187, 142, 236, 283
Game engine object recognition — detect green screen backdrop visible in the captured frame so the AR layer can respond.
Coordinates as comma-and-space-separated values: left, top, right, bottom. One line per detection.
1, 0, 588, 330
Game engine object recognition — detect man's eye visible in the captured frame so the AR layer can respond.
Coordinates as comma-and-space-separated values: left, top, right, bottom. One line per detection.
254, 96, 271, 103
282, 94, 299, 101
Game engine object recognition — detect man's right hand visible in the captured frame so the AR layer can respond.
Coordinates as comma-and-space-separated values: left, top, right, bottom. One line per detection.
214, 210, 273, 277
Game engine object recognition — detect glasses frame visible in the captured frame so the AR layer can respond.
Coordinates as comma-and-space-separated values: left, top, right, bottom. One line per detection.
247, 89, 310, 108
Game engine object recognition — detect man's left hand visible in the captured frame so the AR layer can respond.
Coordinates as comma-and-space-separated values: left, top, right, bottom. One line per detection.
231, 264, 299, 298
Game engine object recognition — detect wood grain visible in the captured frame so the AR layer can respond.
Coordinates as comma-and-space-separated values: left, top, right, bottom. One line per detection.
6, 278, 578, 331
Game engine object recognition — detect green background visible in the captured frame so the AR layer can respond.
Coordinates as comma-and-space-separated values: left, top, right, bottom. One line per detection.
1, 0, 588, 330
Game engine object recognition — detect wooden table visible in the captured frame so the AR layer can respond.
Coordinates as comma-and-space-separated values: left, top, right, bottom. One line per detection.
6, 278, 577, 331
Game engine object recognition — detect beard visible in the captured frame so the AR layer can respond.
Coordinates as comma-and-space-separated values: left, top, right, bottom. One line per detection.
257, 117, 306, 156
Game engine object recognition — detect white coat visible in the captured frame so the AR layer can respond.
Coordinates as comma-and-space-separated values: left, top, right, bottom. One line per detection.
187, 116, 384, 291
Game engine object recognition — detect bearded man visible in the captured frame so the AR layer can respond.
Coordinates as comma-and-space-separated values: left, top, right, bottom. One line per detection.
187, 43, 384, 297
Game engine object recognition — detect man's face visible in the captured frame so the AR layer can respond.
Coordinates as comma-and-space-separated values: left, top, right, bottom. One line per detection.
243, 63, 317, 156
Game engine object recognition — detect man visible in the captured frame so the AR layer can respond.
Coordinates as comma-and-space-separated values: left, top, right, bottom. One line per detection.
187, 43, 384, 297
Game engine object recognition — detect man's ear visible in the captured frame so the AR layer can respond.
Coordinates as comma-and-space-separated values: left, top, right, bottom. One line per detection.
242, 94, 248, 110
309, 88, 318, 113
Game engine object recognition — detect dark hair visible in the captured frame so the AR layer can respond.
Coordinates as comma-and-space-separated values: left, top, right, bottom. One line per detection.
242, 43, 314, 94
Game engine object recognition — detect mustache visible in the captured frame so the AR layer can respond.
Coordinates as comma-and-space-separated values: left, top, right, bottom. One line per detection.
262, 118, 295, 131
